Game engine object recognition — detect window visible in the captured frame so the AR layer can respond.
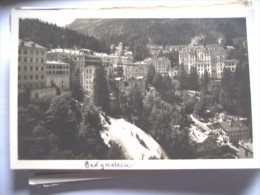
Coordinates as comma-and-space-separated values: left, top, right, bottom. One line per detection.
18, 49, 21, 54
24, 49, 27, 54
36, 58, 39, 63
41, 75, 44, 79
24, 66, 27, 71
30, 58, 33, 62
30, 66, 33, 71
24, 75, 27, 80
18, 66, 21, 71
18, 75, 20, 80
41, 51, 44, 56
41, 67, 44, 71
30, 75, 33, 80
24, 57, 27, 62
18, 57, 21, 62
36, 51, 39, 55
41, 58, 44, 63
36, 67, 38, 71
35, 75, 38, 80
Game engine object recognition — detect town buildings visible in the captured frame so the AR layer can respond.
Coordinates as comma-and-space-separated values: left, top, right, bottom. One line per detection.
122, 63, 149, 83
45, 61, 70, 91
218, 120, 250, 144
238, 140, 253, 158
75, 55, 102, 95
18, 39, 47, 89
189, 126, 219, 153
179, 39, 239, 79
18, 39, 57, 101
143, 56, 171, 75
46, 48, 93, 62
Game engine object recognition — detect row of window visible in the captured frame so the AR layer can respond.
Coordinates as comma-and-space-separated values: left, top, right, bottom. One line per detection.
18, 82, 45, 88
18, 74, 44, 80
19, 57, 45, 63
18, 66, 44, 71
19, 49, 45, 56
47, 71, 69, 75
47, 65, 69, 69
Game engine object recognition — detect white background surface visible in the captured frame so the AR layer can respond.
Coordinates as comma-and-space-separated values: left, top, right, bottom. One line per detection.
1, 1, 260, 194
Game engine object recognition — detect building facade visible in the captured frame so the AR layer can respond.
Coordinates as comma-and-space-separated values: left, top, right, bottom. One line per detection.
144, 56, 171, 75
18, 39, 47, 89
179, 42, 238, 79
45, 61, 70, 91
75, 55, 102, 95
219, 120, 250, 143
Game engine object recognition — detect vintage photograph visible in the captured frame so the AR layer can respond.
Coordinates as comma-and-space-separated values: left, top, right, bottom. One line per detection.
16, 16, 253, 161
10, 6, 260, 169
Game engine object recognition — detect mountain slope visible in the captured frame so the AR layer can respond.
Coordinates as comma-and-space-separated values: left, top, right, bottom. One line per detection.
19, 18, 109, 52
67, 18, 247, 46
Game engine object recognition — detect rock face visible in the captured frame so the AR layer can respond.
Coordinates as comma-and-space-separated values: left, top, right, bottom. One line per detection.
101, 116, 168, 160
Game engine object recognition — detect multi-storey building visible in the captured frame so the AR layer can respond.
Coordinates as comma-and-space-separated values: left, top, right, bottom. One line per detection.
75, 55, 102, 95
122, 63, 149, 83
47, 48, 93, 62
18, 39, 47, 89
179, 42, 239, 79
219, 120, 250, 144
144, 56, 171, 75
45, 61, 70, 91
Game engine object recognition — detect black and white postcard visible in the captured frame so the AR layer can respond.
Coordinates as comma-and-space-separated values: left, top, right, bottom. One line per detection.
10, 2, 260, 169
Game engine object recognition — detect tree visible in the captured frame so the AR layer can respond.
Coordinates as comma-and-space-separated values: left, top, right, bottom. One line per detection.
177, 64, 188, 90
233, 65, 251, 118
70, 63, 84, 102
220, 68, 236, 113
93, 65, 110, 114
120, 84, 143, 121
18, 104, 47, 159
194, 91, 206, 117
78, 101, 108, 159
152, 72, 163, 92
200, 70, 209, 93
45, 93, 81, 152
146, 64, 156, 87
188, 66, 199, 90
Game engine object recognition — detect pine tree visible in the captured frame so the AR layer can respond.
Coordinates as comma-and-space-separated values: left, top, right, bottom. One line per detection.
220, 68, 235, 113
93, 65, 110, 114
188, 66, 199, 91
200, 70, 209, 93
152, 72, 163, 92
177, 64, 188, 90
70, 62, 84, 102
146, 64, 156, 87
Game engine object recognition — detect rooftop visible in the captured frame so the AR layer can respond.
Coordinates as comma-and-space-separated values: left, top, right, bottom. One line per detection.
219, 120, 249, 132
239, 140, 253, 153
190, 128, 208, 143
19, 39, 46, 49
46, 60, 70, 65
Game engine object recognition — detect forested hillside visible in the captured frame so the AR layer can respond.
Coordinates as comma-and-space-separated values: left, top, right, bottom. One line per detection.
67, 18, 247, 47
19, 18, 110, 52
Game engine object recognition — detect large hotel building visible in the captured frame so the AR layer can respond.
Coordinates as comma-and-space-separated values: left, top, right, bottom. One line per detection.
179, 42, 238, 79
18, 39, 47, 89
